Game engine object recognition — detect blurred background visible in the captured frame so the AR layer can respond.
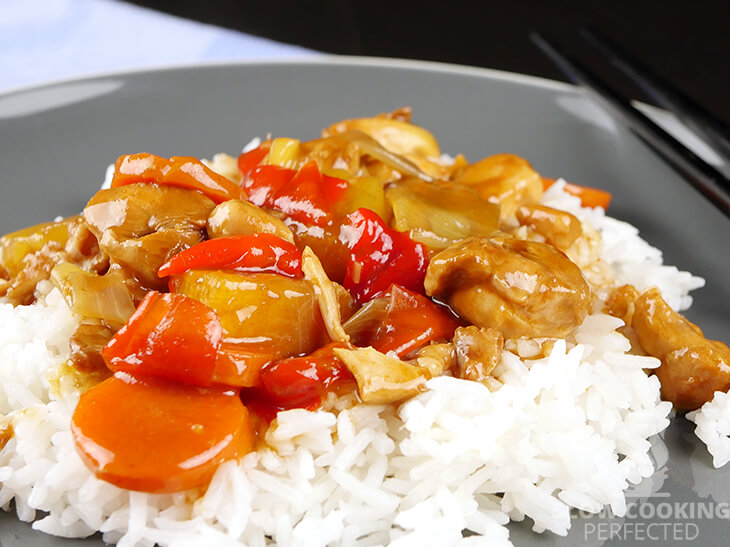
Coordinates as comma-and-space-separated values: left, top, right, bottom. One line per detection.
129, 0, 729, 122
2, 0, 728, 123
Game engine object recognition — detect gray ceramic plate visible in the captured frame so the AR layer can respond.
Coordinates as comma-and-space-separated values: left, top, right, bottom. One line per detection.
0, 58, 728, 546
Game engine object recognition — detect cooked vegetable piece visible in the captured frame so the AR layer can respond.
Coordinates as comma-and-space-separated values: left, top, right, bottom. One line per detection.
342, 208, 428, 303
324, 118, 440, 160
51, 263, 135, 328
323, 130, 435, 182
71, 372, 254, 493
84, 184, 214, 292
206, 199, 295, 243
344, 284, 460, 358
333, 174, 390, 222
268, 138, 301, 167
103, 292, 222, 387
242, 165, 295, 205
237, 144, 270, 177
542, 178, 612, 209
276, 161, 348, 226
454, 154, 543, 218
214, 344, 274, 388
333, 346, 427, 404
425, 236, 591, 338
171, 271, 326, 358
158, 234, 302, 279
289, 221, 351, 283
243, 161, 348, 227
259, 342, 354, 410
386, 178, 499, 243
322, 118, 449, 179
112, 153, 244, 203
609, 286, 730, 410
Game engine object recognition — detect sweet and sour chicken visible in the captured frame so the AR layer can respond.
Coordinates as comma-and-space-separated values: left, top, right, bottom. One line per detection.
1, 109, 727, 494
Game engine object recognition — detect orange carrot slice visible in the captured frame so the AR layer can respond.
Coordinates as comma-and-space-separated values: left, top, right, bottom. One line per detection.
71, 372, 254, 493
542, 177, 612, 209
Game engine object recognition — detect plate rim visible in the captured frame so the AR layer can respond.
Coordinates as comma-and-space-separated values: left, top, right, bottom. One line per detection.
0, 54, 576, 98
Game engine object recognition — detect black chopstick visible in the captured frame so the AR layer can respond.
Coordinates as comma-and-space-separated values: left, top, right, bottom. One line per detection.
530, 32, 730, 219
579, 27, 730, 161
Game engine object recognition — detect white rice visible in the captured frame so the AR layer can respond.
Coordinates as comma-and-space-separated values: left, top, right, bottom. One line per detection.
687, 392, 730, 468
0, 180, 720, 546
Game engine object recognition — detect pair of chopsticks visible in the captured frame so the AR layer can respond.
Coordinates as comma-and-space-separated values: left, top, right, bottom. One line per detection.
531, 30, 730, 218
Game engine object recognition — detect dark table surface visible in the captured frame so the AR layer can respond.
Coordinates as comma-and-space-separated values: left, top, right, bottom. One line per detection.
129, 0, 729, 124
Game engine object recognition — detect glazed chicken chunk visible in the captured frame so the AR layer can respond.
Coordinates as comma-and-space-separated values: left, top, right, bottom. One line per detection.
425, 235, 591, 339
607, 285, 730, 410
453, 326, 504, 383
83, 184, 215, 292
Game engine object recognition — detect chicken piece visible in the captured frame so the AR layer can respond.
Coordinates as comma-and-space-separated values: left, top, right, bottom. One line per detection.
515, 204, 582, 251
302, 247, 350, 344
69, 322, 115, 374
84, 184, 215, 291
206, 199, 295, 243
1, 218, 73, 277
453, 154, 543, 219
425, 236, 591, 339
375, 106, 413, 123
1, 216, 107, 305
4, 241, 67, 305
301, 137, 363, 175
333, 346, 427, 404
621, 287, 730, 410
414, 343, 456, 377
605, 284, 640, 325
453, 326, 504, 383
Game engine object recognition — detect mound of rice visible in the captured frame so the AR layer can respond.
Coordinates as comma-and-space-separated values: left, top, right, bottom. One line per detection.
687, 392, 730, 468
0, 180, 723, 546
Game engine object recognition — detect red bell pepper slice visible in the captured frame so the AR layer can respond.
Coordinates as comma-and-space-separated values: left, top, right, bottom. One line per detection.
237, 145, 270, 178
542, 177, 612, 209
243, 161, 348, 227
258, 342, 354, 411
349, 284, 460, 358
102, 292, 222, 386
212, 343, 275, 388
243, 165, 297, 207
342, 208, 429, 303
157, 233, 303, 278
112, 153, 243, 203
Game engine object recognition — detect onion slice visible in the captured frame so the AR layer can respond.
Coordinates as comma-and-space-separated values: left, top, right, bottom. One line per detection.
335, 130, 435, 182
